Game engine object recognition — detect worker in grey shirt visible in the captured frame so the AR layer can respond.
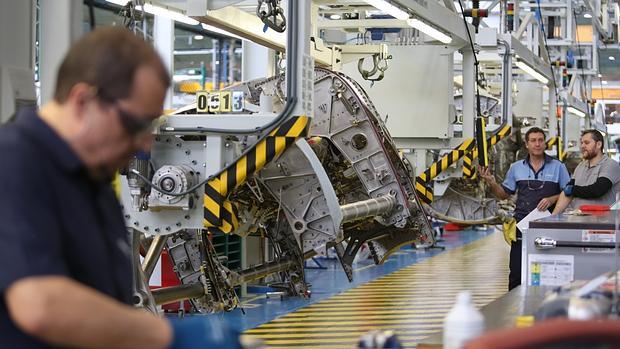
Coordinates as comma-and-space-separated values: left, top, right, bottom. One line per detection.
553, 129, 620, 214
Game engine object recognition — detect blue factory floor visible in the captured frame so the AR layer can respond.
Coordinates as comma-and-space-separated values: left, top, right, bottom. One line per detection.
208, 228, 509, 348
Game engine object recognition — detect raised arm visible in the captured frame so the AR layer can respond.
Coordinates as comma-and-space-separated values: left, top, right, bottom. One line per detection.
478, 165, 511, 200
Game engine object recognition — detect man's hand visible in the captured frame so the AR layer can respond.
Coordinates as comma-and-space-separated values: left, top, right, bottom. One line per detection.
477, 165, 510, 200
477, 165, 495, 184
537, 197, 552, 211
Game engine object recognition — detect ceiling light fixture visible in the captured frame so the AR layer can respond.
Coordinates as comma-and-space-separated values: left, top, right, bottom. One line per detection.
329, 14, 342, 20
363, 0, 409, 20
515, 59, 549, 85
136, 3, 199, 26
200, 23, 244, 40
406, 18, 452, 44
106, 0, 130, 5
583, 13, 592, 18
193, 35, 204, 40
567, 106, 586, 118
609, 56, 616, 61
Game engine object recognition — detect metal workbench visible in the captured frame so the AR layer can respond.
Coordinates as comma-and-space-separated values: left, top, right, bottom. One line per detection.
418, 286, 551, 348
522, 210, 619, 287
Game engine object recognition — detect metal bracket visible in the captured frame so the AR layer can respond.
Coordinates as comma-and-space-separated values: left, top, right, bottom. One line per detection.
357, 53, 392, 82
256, 0, 286, 33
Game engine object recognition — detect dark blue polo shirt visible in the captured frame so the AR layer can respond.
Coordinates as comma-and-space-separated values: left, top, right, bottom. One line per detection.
0, 108, 133, 348
502, 154, 570, 221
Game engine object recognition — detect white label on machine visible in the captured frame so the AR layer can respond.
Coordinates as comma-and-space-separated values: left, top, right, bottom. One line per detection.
582, 230, 616, 253
232, 91, 244, 112
527, 254, 574, 287
196, 91, 209, 113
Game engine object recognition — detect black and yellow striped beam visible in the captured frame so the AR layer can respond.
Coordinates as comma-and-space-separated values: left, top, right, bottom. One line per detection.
243, 232, 509, 348
488, 124, 511, 145
545, 136, 565, 161
462, 152, 476, 179
463, 124, 512, 179
475, 117, 489, 167
203, 116, 308, 233
415, 180, 434, 205
557, 137, 565, 161
415, 138, 476, 204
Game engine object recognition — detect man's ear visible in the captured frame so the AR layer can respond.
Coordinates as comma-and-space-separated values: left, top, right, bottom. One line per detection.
65, 83, 94, 114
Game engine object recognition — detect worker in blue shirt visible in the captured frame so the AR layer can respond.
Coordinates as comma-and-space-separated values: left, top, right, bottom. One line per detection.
478, 127, 570, 290
0, 27, 241, 349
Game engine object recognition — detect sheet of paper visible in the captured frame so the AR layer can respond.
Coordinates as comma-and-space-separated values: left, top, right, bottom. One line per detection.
516, 209, 551, 232
528, 254, 574, 286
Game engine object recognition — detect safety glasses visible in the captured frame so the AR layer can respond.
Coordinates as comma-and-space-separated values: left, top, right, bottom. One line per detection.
91, 86, 159, 137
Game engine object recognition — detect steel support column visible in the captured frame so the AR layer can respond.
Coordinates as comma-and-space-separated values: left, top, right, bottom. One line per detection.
462, 48, 475, 139
154, 15, 174, 109
39, 0, 82, 104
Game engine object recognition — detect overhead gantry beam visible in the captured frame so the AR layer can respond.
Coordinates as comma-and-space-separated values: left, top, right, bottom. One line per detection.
395, 0, 473, 47
506, 34, 554, 86
193, 6, 285, 51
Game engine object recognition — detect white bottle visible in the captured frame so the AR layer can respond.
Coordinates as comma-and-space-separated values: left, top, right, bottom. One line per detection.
443, 291, 485, 349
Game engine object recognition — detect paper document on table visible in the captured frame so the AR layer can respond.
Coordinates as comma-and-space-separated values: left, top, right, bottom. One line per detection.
516, 209, 551, 232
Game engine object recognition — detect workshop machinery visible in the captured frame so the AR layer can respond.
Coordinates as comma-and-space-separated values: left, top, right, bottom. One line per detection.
119, 0, 434, 314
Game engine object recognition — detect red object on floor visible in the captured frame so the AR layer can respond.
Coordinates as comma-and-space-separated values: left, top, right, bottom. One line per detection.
444, 222, 465, 231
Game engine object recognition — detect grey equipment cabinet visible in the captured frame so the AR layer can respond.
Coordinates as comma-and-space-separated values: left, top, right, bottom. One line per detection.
522, 210, 619, 287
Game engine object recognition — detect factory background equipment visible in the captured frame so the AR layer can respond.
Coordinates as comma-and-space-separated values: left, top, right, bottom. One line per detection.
2, 3, 620, 349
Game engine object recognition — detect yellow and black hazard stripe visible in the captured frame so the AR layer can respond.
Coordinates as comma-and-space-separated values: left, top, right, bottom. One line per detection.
546, 136, 558, 149
545, 136, 565, 161
488, 124, 511, 148
415, 138, 476, 204
463, 124, 512, 179
476, 117, 489, 167
203, 116, 309, 233
462, 152, 476, 179
558, 137, 566, 161
415, 179, 434, 205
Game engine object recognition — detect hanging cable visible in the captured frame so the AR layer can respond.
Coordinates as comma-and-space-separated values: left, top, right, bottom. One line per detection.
86, 0, 96, 30
456, 0, 482, 118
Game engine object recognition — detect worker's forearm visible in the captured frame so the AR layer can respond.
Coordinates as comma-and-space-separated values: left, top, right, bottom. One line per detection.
552, 192, 572, 215
488, 181, 510, 200
6, 276, 172, 349
547, 194, 560, 204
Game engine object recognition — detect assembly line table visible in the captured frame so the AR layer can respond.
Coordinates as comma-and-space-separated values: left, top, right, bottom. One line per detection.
417, 285, 552, 348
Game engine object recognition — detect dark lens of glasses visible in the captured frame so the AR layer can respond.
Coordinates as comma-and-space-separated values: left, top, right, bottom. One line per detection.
93, 87, 156, 136
116, 107, 154, 136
